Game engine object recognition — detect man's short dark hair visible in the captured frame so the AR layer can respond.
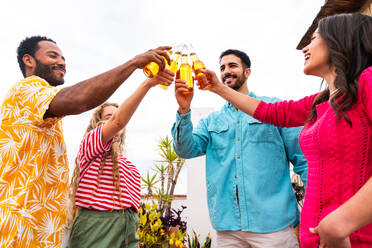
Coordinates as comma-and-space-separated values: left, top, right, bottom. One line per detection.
219, 49, 251, 68
17, 36, 56, 77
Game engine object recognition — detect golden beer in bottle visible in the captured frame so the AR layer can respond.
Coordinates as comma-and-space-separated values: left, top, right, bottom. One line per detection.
190, 52, 211, 89
143, 50, 173, 78
158, 51, 182, 90
170, 51, 181, 74
179, 54, 193, 94
143, 61, 160, 78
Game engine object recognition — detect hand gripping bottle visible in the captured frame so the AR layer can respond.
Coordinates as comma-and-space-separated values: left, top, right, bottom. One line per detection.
159, 50, 181, 90
190, 52, 211, 89
143, 50, 181, 90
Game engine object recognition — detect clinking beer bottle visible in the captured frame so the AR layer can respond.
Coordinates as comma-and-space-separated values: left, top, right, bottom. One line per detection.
158, 51, 181, 90
143, 50, 173, 78
143, 50, 181, 90
190, 52, 211, 89
143, 60, 161, 78
170, 51, 181, 74
178, 54, 193, 94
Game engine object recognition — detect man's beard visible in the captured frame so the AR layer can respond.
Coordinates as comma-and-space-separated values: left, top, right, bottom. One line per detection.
34, 58, 65, 86
223, 73, 247, 91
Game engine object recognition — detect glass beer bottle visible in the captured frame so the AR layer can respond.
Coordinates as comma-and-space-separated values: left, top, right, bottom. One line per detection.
170, 51, 181, 74
143, 50, 172, 78
178, 54, 193, 94
158, 50, 181, 90
190, 52, 211, 89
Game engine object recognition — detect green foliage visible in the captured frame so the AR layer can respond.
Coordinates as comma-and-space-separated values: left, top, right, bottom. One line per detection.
138, 203, 186, 248
142, 171, 160, 200
139, 136, 187, 247
139, 136, 213, 248
141, 136, 185, 218
187, 231, 212, 248
158, 136, 179, 164
142, 171, 159, 188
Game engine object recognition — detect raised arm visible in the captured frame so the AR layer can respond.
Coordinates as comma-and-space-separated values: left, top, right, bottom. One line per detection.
202, 68, 315, 127
171, 78, 209, 159
44, 46, 171, 118
200, 69, 260, 115
102, 69, 174, 144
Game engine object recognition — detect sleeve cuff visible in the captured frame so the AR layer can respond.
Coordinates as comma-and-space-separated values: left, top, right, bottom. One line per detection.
176, 110, 191, 123
98, 125, 113, 152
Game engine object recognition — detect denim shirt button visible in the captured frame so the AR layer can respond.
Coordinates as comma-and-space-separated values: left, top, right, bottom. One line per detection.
237, 138, 240, 141
237, 156, 240, 159
237, 121, 240, 124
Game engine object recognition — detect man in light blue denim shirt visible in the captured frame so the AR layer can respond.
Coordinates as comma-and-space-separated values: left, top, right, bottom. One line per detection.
171, 49, 307, 247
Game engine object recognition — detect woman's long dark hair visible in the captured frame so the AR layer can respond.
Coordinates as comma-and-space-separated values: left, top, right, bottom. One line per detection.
307, 13, 372, 126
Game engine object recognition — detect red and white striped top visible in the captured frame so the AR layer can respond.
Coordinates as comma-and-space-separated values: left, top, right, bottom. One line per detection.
75, 125, 141, 211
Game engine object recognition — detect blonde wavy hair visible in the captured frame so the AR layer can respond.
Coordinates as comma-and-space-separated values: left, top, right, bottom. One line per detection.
67, 102, 126, 228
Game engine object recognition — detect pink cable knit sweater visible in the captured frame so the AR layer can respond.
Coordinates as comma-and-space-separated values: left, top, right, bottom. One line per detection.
253, 67, 372, 248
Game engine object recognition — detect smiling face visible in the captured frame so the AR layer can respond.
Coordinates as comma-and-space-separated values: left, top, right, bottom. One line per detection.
302, 29, 332, 78
220, 54, 249, 91
31, 41, 66, 86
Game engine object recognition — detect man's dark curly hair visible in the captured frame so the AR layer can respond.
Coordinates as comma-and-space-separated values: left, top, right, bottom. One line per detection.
17, 36, 56, 77
219, 49, 251, 69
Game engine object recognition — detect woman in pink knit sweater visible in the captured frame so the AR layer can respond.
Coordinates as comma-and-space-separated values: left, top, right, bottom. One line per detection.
195, 13, 372, 248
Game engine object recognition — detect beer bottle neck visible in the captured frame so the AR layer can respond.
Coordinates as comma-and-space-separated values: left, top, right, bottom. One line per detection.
173, 52, 181, 62
181, 54, 189, 64
190, 53, 199, 63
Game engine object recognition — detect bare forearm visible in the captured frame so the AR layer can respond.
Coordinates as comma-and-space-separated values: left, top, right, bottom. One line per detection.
102, 80, 152, 143
213, 83, 260, 116
47, 59, 138, 117
46, 46, 173, 118
113, 80, 151, 128
178, 106, 190, 114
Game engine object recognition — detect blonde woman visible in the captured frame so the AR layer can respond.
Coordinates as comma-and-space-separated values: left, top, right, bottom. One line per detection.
67, 70, 173, 248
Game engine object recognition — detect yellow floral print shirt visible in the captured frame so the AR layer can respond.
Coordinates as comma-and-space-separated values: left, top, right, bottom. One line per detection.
0, 76, 69, 248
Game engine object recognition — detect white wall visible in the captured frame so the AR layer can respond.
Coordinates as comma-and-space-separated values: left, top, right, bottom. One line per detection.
185, 107, 217, 247
186, 156, 216, 247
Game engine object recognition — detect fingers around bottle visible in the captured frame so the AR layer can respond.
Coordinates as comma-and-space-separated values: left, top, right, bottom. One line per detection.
175, 87, 190, 95
175, 79, 187, 86
200, 68, 214, 77
160, 82, 172, 86
175, 80, 191, 91
155, 75, 172, 85
156, 71, 173, 84
153, 53, 165, 71
156, 49, 171, 66
160, 69, 175, 78
201, 68, 221, 84
156, 46, 172, 51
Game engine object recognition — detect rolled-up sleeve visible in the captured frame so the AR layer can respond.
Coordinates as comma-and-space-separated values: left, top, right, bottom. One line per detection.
171, 111, 209, 159
280, 126, 308, 186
